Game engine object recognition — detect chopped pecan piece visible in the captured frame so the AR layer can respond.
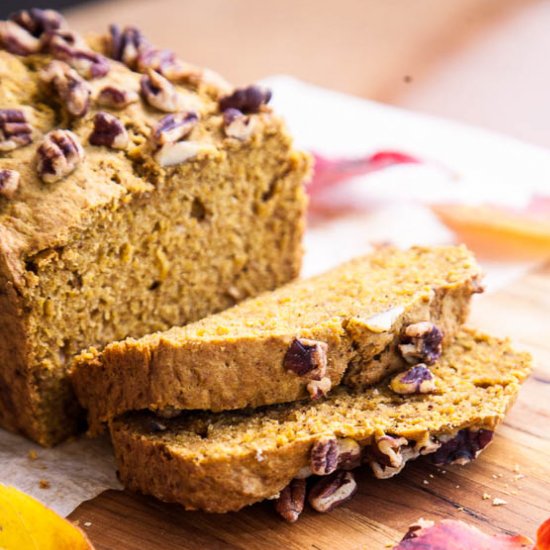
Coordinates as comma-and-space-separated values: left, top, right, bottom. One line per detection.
140, 69, 188, 112
137, 47, 195, 81
40, 60, 91, 118
308, 471, 357, 513
219, 85, 271, 114
0, 109, 32, 151
223, 108, 257, 141
336, 438, 362, 470
46, 31, 110, 79
274, 479, 306, 523
151, 112, 199, 146
306, 377, 332, 400
9, 8, 66, 37
36, 129, 84, 183
96, 85, 139, 110
366, 434, 411, 479
399, 322, 443, 365
283, 338, 328, 378
390, 364, 436, 395
154, 141, 216, 167
0, 169, 20, 199
431, 429, 493, 466
310, 437, 339, 476
0, 20, 41, 56
89, 112, 128, 150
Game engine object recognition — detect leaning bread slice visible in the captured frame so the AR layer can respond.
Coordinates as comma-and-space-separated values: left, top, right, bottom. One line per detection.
72, 245, 483, 434
109, 329, 531, 514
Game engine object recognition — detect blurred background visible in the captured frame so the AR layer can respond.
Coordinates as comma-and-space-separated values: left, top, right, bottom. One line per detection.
3, 0, 549, 147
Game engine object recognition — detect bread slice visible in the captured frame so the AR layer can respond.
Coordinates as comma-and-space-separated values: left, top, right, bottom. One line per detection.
0, 13, 308, 445
109, 329, 531, 513
72, 245, 483, 434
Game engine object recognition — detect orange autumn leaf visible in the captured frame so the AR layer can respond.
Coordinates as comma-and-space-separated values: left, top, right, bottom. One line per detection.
0, 484, 93, 550
432, 203, 550, 261
537, 518, 550, 550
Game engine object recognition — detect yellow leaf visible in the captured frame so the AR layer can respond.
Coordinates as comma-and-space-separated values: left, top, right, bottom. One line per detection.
0, 484, 93, 550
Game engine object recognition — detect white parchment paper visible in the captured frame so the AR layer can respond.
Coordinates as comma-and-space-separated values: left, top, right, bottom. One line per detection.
1, 77, 548, 517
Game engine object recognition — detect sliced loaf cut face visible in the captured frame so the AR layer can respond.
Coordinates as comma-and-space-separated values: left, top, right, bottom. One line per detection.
109, 329, 531, 513
73, 245, 483, 434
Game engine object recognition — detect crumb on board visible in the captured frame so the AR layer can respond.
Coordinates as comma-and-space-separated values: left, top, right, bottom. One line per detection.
482, 492, 491, 500
39, 479, 50, 489
423, 480, 429, 485
455, 485, 460, 489
27, 450, 38, 460
84, 521, 92, 527
513, 464, 520, 473
492, 497, 507, 506
457, 506, 465, 512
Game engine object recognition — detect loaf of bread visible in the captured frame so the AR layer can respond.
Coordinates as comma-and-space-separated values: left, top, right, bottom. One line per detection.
71, 245, 483, 434
0, 9, 309, 445
109, 329, 531, 516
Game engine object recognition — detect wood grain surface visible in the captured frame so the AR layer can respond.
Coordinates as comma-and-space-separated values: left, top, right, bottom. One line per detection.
69, 260, 550, 549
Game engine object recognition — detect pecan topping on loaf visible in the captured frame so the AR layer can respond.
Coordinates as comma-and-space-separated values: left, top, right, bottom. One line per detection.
151, 112, 199, 146
9, 8, 66, 37
308, 471, 357, 513
96, 85, 139, 109
0, 169, 20, 199
431, 429, 493, 466
0, 20, 41, 55
0, 109, 32, 151
40, 61, 91, 118
140, 69, 187, 112
274, 478, 306, 523
137, 48, 194, 82
153, 141, 216, 167
390, 364, 436, 395
89, 112, 129, 150
36, 129, 84, 183
223, 108, 257, 141
219, 85, 271, 114
283, 338, 328, 378
108, 24, 149, 69
45, 30, 110, 79
399, 322, 443, 365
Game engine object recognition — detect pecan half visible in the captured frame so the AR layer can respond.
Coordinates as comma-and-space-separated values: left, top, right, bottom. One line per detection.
46, 31, 110, 79
108, 24, 150, 69
306, 377, 332, 400
153, 141, 216, 167
141, 69, 188, 112
96, 85, 139, 110
308, 471, 357, 513
136, 47, 194, 81
151, 112, 199, 146
390, 364, 436, 395
336, 438, 362, 470
36, 129, 84, 183
0, 20, 41, 56
399, 322, 443, 365
223, 108, 257, 141
219, 85, 271, 114
283, 338, 328, 379
89, 112, 128, 150
431, 429, 493, 466
0, 109, 32, 151
274, 478, 306, 523
9, 8, 66, 37
40, 60, 91, 118
366, 434, 410, 479
0, 169, 20, 199
311, 437, 339, 476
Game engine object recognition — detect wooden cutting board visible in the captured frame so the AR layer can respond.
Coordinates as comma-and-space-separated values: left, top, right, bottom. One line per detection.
69, 260, 550, 549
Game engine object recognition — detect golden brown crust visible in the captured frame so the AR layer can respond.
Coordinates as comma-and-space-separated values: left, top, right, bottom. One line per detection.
72, 245, 482, 434
110, 329, 531, 513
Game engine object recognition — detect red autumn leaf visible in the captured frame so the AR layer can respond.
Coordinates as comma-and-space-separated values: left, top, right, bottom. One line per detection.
537, 518, 550, 550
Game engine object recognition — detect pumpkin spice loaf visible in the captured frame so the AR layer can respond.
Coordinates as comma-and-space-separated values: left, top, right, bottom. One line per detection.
109, 329, 531, 516
0, 10, 309, 445
72, 245, 483, 434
